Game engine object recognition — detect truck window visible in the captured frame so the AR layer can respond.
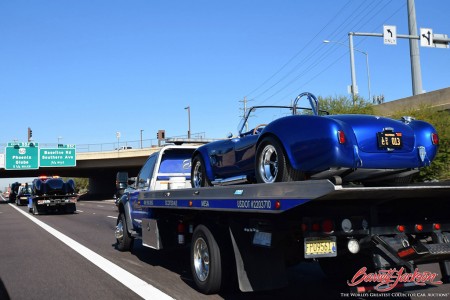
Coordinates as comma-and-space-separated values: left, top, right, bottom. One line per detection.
157, 152, 192, 180
137, 154, 157, 190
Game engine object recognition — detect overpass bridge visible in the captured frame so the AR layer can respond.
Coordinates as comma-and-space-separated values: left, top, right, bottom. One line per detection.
0, 147, 160, 197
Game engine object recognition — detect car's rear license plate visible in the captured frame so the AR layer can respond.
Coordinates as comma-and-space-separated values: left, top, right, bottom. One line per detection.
304, 237, 337, 258
377, 131, 402, 148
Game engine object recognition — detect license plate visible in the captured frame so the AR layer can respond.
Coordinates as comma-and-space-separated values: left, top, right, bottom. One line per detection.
377, 131, 402, 149
304, 237, 337, 258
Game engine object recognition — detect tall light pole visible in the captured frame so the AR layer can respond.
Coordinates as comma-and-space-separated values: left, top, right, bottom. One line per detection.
140, 129, 144, 149
184, 106, 191, 139
407, 0, 423, 95
57, 136, 63, 146
323, 39, 371, 102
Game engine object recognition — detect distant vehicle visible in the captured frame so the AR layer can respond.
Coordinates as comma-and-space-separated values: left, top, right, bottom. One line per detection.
191, 92, 439, 187
16, 184, 33, 206
115, 146, 133, 150
28, 176, 77, 214
9, 182, 21, 203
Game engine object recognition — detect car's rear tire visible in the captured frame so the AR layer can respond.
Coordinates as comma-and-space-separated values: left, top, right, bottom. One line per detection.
191, 155, 211, 188
255, 136, 304, 183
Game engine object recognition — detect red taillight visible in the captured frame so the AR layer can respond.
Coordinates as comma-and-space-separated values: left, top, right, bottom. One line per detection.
398, 247, 416, 258
301, 223, 308, 232
337, 130, 346, 144
177, 221, 185, 233
434, 223, 441, 230
397, 225, 405, 232
312, 223, 320, 232
431, 133, 439, 145
322, 219, 334, 233
415, 224, 423, 232
275, 200, 281, 210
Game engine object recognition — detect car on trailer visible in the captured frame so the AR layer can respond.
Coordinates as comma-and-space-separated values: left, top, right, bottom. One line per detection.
191, 92, 439, 187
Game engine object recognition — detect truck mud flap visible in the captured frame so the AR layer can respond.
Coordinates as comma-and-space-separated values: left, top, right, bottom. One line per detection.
229, 221, 288, 292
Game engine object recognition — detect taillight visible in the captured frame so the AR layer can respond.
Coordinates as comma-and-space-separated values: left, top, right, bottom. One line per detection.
397, 225, 405, 232
322, 219, 334, 233
415, 224, 424, 232
434, 223, 441, 230
431, 133, 439, 145
337, 130, 346, 144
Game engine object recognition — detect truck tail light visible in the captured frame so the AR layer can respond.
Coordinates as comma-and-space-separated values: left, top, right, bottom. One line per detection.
322, 219, 334, 233
415, 224, 423, 232
434, 223, 441, 230
397, 225, 405, 232
177, 221, 185, 245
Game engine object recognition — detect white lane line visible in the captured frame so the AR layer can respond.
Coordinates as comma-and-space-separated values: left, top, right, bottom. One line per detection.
76, 210, 84, 213
107, 216, 118, 219
9, 204, 173, 300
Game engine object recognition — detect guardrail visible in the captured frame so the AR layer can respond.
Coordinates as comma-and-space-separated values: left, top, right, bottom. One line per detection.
0, 132, 215, 154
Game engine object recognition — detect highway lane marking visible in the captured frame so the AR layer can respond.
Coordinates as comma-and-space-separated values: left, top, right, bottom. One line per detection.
107, 216, 118, 219
9, 204, 174, 300
76, 210, 84, 213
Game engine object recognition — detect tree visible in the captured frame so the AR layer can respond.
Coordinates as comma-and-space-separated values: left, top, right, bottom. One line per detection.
318, 95, 374, 115
389, 105, 450, 181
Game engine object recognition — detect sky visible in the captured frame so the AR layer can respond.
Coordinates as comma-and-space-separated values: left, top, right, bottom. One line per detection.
0, 0, 449, 150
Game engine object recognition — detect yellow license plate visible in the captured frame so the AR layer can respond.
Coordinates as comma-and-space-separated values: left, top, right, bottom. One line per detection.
304, 238, 337, 258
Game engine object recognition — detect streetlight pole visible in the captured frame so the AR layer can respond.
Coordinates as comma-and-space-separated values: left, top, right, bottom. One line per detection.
140, 129, 144, 149
57, 136, 63, 146
324, 38, 371, 103
184, 106, 191, 139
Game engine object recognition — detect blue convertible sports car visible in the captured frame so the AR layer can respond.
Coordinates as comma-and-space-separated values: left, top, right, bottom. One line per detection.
191, 92, 439, 187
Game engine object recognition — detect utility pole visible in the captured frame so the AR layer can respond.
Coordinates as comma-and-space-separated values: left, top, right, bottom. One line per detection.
239, 97, 252, 132
407, 0, 423, 95
349, 33, 358, 105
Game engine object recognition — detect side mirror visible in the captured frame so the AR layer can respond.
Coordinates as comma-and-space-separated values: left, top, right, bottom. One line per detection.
227, 132, 233, 139
128, 177, 137, 186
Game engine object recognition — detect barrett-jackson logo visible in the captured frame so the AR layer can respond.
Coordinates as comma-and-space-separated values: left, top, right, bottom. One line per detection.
347, 267, 443, 292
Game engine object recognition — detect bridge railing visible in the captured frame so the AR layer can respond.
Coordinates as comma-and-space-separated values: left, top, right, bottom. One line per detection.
0, 132, 214, 153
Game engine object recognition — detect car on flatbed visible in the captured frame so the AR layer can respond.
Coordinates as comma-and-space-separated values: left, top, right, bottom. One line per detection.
191, 92, 439, 188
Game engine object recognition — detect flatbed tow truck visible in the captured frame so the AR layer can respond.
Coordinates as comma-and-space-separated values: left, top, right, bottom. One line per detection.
116, 149, 450, 294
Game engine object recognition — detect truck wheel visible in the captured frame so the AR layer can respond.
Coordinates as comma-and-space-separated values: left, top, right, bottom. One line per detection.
255, 136, 304, 183
191, 225, 223, 294
116, 212, 133, 251
32, 201, 39, 215
191, 155, 211, 188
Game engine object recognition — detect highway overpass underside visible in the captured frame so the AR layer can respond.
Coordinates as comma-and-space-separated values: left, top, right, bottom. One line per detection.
1, 149, 155, 198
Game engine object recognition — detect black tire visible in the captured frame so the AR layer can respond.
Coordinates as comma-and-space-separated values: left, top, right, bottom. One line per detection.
32, 201, 39, 215
191, 154, 212, 188
191, 225, 223, 294
116, 212, 133, 251
255, 136, 304, 183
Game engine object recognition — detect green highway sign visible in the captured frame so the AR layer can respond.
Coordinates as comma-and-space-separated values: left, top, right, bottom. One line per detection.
40, 146, 76, 167
5, 143, 39, 170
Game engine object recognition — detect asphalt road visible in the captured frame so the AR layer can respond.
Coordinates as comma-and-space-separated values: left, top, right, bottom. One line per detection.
1, 197, 450, 300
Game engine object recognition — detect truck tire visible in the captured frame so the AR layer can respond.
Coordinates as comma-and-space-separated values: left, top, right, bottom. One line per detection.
191, 155, 211, 188
116, 212, 133, 251
191, 225, 223, 294
255, 136, 304, 183
32, 201, 39, 215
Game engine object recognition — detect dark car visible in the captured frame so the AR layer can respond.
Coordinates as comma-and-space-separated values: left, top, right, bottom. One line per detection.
32, 176, 76, 196
191, 92, 439, 187
16, 184, 33, 206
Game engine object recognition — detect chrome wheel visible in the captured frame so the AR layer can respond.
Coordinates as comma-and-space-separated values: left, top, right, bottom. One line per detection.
193, 237, 210, 282
192, 160, 203, 188
258, 144, 278, 183
115, 220, 124, 241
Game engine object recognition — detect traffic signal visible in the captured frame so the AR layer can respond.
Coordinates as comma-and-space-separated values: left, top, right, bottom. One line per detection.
27, 127, 33, 141
157, 130, 165, 141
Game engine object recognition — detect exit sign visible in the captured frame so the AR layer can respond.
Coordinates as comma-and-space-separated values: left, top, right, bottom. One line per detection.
40, 146, 76, 167
5, 143, 39, 170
